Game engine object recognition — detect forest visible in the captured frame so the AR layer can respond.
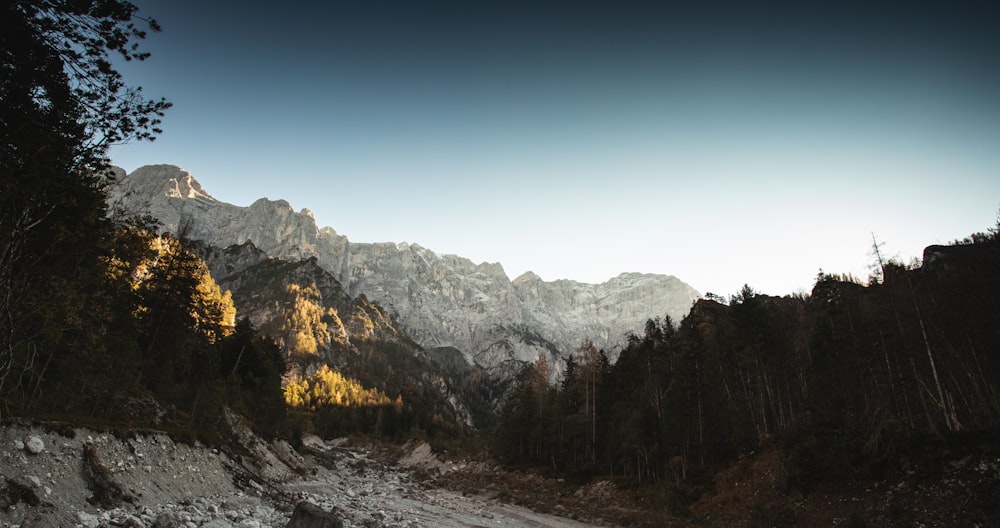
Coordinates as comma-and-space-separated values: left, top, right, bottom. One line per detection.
494, 232, 1000, 495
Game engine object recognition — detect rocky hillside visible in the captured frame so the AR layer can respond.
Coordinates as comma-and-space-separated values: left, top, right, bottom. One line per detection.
195, 241, 404, 350
109, 165, 701, 378
193, 240, 482, 429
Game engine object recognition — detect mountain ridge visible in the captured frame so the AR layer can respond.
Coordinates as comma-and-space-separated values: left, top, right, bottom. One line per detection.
109, 164, 702, 375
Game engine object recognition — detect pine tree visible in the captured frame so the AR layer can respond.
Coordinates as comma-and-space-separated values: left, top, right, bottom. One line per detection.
1, 0, 168, 407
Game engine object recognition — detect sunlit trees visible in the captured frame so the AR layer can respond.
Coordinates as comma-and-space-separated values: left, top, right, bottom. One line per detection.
284, 365, 392, 410
280, 283, 346, 357
133, 234, 235, 399
284, 364, 406, 438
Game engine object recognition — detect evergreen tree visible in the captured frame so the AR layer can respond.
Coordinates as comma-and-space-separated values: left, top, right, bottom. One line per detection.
219, 318, 286, 434
1, 0, 168, 407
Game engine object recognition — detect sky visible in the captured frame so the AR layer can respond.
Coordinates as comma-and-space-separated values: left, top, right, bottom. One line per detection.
110, 1, 1000, 297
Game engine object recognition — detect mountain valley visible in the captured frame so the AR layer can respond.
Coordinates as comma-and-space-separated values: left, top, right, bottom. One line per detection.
7, 4, 1000, 525
110, 164, 702, 397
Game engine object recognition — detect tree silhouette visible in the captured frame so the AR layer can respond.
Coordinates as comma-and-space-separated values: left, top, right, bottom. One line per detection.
1, 0, 169, 401
493, 230, 1000, 487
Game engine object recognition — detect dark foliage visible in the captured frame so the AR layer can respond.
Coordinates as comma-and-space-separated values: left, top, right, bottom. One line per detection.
427, 346, 502, 430
1, 0, 171, 381
0, 1, 289, 441
218, 318, 288, 435
496, 234, 1000, 489
1, 0, 167, 406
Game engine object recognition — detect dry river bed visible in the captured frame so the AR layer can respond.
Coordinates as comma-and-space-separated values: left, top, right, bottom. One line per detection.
0, 421, 608, 528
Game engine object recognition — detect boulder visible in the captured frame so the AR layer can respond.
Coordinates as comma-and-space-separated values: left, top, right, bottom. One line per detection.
285, 502, 343, 528
77, 511, 101, 528
25, 435, 45, 454
300, 434, 326, 450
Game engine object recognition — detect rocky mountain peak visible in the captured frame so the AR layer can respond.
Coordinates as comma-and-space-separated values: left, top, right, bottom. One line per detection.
512, 271, 542, 285
110, 164, 701, 379
122, 164, 215, 202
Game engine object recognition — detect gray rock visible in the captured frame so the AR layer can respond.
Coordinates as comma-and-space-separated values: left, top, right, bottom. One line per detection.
121, 514, 145, 528
300, 434, 326, 450
201, 521, 235, 528
285, 502, 344, 528
78, 511, 101, 528
25, 435, 45, 454
153, 512, 186, 528
201, 519, 233, 528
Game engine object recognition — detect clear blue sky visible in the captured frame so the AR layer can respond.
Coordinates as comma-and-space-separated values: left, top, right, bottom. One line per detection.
111, 1, 1000, 297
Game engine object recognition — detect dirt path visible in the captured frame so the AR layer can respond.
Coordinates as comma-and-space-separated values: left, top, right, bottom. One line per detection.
283, 441, 604, 528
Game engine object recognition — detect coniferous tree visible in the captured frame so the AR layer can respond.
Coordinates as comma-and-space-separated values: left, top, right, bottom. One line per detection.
219, 318, 286, 434
493, 227, 1000, 492
1, 0, 168, 408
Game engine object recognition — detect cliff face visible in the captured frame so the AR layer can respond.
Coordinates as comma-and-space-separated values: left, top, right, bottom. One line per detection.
512, 270, 703, 362
110, 165, 701, 374
192, 239, 478, 427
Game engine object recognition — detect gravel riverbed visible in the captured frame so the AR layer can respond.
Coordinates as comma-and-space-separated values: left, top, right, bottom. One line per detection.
0, 421, 606, 528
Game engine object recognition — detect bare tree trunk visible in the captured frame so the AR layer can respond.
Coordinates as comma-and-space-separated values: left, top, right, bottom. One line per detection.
591, 374, 597, 465
908, 276, 960, 432
24, 332, 63, 411
967, 336, 1000, 419
878, 329, 899, 417
910, 356, 939, 436
697, 381, 705, 466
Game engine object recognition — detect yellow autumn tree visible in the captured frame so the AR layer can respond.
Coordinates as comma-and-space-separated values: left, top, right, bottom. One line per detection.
280, 284, 347, 356
137, 234, 236, 343
192, 267, 236, 343
283, 378, 307, 408
284, 365, 393, 410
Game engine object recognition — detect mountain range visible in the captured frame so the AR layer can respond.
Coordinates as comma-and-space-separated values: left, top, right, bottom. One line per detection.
109, 164, 701, 385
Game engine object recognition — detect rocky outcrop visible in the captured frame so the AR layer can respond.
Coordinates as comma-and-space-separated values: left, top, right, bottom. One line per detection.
109, 165, 701, 374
